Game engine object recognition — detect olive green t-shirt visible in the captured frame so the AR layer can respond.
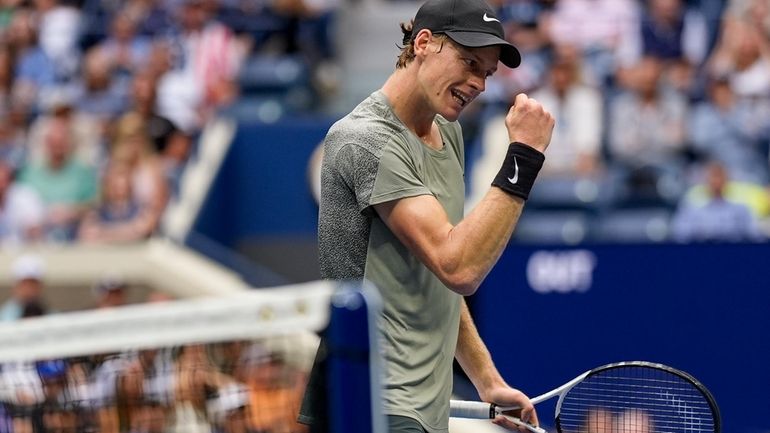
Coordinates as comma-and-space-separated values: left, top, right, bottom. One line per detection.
314, 90, 465, 432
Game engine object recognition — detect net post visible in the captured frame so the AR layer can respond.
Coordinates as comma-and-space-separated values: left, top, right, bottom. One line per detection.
327, 281, 386, 433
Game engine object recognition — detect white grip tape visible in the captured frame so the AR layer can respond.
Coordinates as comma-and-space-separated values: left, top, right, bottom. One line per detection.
449, 400, 494, 419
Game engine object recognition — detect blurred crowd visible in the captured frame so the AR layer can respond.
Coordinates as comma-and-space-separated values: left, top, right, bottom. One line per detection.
465, 0, 770, 243
0, 254, 310, 433
0, 0, 339, 247
0, 340, 308, 433
3, 0, 767, 247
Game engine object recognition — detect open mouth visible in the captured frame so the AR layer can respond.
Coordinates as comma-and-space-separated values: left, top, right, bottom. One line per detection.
451, 89, 471, 107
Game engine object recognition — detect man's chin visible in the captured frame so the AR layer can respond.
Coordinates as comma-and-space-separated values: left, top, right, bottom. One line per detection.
439, 107, 462, 122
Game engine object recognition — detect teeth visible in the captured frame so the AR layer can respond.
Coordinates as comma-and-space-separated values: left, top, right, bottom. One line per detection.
452, 90, 469, 106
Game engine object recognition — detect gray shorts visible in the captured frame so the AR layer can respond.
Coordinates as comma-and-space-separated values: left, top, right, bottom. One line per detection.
388, 415, 427, 433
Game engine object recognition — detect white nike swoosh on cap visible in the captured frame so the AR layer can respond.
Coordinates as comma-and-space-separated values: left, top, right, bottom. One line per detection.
483, 13, 500, 23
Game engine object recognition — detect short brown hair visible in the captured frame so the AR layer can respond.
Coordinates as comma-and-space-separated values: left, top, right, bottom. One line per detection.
396, 21, 448, 69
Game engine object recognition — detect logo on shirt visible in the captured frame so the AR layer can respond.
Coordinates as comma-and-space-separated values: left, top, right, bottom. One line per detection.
483, 13, 500, 23
507, 156, 519, 184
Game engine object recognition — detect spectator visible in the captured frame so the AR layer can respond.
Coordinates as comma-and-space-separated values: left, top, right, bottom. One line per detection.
530, 51, 603, 177
35, 360, 69, 405
21, 299, 47, 317
0, 358, 44, 432
671, 161, 765, 242
173, 344, 230, 431
0, 254, 47, 322
547, 0, 641, 86
120, 0, 175, 37
724, 0, 770, 40
639, 0, 709, 65
616, 409, 654, 433
156, 0, 247, 133
39, 402, 80, 433
125, 72, 179, 153
583, 408, 614, 433
97, 11, 153, 80
689, 76, 770, 185
0, 101, 28, 169
119, 348, 176, 432
8, 8, 58, 112
33, 0, 82, 80
0, 0, 23, 34
0, 160, 45, 246
680, 162, 770, 220
121, 71, 192, 196
110, 115, 169, 224
0, 45, 15, 109
127, 394, 169, 433
71, 46, 130, 125
607, 55, 689, 202
627, 0, 711, 99
707, 19, 770, 99
245, 352, 306, 433
207, 383, 251, 433
18, 116, 98, 242
34, 358, 92, 433
78, 162, 156, 244
10, 0, 82, 114
91, 274, 129, 309
27, 92, 103, 168
88, 352, 134, 433
145, 290, 175, 303
496, 0, 554, 53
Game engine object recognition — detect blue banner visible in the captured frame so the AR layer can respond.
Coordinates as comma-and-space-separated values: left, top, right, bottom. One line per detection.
471, 243, 769, 433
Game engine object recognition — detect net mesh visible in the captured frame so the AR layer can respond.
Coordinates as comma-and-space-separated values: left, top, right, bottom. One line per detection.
0, 282, 335, 433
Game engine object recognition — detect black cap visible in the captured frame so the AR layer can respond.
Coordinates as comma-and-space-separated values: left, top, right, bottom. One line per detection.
412, 0, 521, 68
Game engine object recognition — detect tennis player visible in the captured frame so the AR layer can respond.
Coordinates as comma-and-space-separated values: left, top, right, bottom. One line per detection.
299, 0, 554, 431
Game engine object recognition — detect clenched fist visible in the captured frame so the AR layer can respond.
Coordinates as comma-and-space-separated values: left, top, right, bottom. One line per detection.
505, 93, 555, 154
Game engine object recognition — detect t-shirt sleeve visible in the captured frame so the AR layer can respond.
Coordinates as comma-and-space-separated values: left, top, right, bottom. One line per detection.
369, 138, 431, 206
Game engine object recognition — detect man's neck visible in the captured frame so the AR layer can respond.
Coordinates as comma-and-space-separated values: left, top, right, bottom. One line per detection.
381, 68, 438, 141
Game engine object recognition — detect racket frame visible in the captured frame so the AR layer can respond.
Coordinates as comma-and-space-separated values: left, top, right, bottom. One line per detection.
550, 361, 721, 433
451, 361, 721, 433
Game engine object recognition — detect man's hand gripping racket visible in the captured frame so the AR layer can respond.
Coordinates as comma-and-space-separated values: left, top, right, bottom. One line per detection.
450, 361, 721, 433
451, 399, 546, 433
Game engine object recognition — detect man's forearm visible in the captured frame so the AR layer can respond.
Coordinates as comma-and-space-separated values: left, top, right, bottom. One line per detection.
455, 298, 507, 400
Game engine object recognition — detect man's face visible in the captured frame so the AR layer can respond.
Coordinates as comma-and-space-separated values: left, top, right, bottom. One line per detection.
98, 288, 127, 308
14, 278, 42, 303
706, 164, 728, 196
44, 120, 72, 165
419, 35, 500, 121
0, 163, 12, 195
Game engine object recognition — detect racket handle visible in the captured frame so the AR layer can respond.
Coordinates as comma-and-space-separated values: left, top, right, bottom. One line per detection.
449, 400, 496, 419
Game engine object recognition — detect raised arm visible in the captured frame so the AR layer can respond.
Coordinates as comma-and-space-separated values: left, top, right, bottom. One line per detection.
374, 186, 523, 295
374, 94, 554, 295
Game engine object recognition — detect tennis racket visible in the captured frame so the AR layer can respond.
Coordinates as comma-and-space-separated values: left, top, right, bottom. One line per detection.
450, 361, 720, 433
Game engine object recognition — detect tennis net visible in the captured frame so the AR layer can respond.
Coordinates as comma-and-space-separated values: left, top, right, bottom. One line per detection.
0, 281, 384, 433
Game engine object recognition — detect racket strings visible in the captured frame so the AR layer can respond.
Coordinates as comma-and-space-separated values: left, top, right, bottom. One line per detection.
557, 368, 716, 433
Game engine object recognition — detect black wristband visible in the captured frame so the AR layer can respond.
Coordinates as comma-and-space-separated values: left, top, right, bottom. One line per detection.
491, 142, 545, 200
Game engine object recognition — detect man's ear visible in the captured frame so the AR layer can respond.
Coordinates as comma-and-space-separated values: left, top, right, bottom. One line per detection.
412, 29, 434, 58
